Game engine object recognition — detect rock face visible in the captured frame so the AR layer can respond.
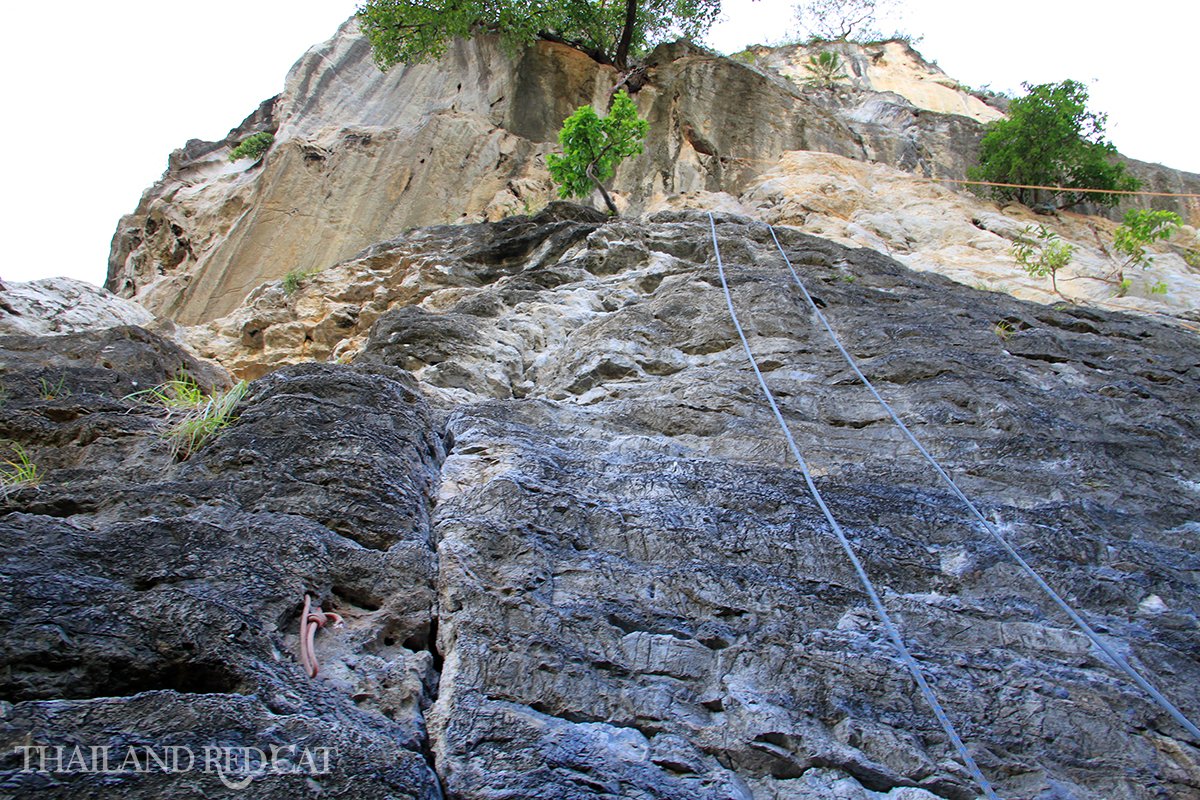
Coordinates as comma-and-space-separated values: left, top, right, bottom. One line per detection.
739, 40, 1007, 124
0, 329, 443, 798
0, 278, 154, 336
181, 153, 1200, 382
105, 20, 1016, 326
735, 152, 1200, 314
7, 208, 1199, 798
105, 21, 1200, 330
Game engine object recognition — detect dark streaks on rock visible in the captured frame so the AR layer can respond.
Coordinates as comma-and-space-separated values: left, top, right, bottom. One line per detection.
5, 210, 1200, 799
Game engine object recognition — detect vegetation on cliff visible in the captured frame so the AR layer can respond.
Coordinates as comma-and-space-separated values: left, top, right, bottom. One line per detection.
1106, 209, 1181, 294
228, 132, 274, 162
969, 80, 1138, 209
357, 0, 721, 69
547, 90, 648, 215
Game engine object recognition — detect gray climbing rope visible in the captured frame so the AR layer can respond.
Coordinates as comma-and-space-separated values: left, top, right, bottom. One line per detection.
708, 212, 1001, 800
765, 222, 1200, 743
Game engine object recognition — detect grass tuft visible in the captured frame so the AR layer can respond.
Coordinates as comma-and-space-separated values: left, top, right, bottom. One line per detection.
39, 375, 70, 401
126, 373, 207, 409
282, 268, 317, 295
1, 441, 41, 496
126, 374, 249, 460
165, 382, 248, 460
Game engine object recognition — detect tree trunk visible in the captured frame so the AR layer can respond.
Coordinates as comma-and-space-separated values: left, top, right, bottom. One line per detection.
587, 164, 619, 216
614, 0, 638, 70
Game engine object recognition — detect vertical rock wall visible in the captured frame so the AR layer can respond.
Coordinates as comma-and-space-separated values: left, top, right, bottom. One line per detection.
105, 22, 1017, 327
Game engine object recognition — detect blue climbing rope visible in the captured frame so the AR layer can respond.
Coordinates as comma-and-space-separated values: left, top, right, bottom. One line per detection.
765, 222, 1200, 743
708, 212, 1002, 800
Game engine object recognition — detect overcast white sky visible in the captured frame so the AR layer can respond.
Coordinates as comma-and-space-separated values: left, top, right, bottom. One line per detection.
3, 1, 1196, 286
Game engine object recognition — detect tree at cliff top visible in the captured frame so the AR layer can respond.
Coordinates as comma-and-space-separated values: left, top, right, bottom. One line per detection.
547, 90, 648, 215
793, 0, 896, 42
969, 80, 1139, 209
357, 0, 721, 70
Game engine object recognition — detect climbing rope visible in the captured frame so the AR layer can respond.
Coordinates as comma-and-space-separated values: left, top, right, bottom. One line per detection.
764, 223, 1200, 743
707, 212, 1002, 800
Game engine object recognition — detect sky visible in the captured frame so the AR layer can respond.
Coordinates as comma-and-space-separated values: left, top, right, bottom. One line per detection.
3, 1, 1196, 286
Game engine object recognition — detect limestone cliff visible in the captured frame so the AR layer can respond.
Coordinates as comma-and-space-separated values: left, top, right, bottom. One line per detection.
0, 278, 153, 337
105, 21, 1200, 330
182, 150, 1199, 382
104, 20, 1035, 326
6, 16, 1200, 800
5, 208, 1200, 799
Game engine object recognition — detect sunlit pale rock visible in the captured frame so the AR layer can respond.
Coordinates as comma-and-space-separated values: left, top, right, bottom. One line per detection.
0, 277, 153, 336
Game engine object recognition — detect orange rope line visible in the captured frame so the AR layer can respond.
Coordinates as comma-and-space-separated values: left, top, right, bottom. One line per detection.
713, 154, 1200, 199
918, 177, 1200, 199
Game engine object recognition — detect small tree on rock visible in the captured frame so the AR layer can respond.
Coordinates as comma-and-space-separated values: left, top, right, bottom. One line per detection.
1011, 224, 1072, 295
547, 90, 649, 216
1106, 208, 1181, 294
803, 50, 846, 88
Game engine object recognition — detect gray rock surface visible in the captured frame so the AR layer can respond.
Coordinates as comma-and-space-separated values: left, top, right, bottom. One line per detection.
6, 208, 1199, 798
0, 331, 443, 797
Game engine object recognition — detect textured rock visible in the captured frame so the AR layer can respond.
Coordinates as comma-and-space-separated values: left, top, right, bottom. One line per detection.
106, 22, 1019, 326
107, 20, 1200, 329
10, 209, 1199, 798
0, 278, 154, 336
733, 152, 1200, 315
0, 329, 443, 797
184, 154, 1200, 381
741, 40, 1006, 124
408, 210, 1200, 799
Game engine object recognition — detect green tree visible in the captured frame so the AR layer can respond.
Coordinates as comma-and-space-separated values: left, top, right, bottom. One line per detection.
1011, 224, 1072, 295
229, 132, 274, 162
969, 80, 1139, 209
357, 0, 721, 71
1107, 208, 1181, 294
546, 90, 648, 215
803, 50, 846, 88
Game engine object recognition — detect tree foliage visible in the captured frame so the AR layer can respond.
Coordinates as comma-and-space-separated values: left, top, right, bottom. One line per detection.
1105, 208, 1181, 294
229, 132, 274, 162
546, 90, 648, 215
1011, 224, 1072, 294
968, 80, 1139, 209
802, 50, 846, 88
1112, 209, 1181, 271
357, 0, 721, 70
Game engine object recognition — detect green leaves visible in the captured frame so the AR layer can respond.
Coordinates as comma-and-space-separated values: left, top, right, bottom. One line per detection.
357, 0, 722, 70
229, 132, 274, 162
1011, 224, 1073, 293
358, 0, 531, 69
803, 50, 845, 88
547, 90, 648, 214
969, 80, 1139, 209
1113, 208, 1180, 271
1112, 209, 1182, 271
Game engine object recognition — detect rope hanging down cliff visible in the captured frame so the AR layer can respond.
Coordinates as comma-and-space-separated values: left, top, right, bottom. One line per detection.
763, 223, 1200, 743
707, 212, 1002, 800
